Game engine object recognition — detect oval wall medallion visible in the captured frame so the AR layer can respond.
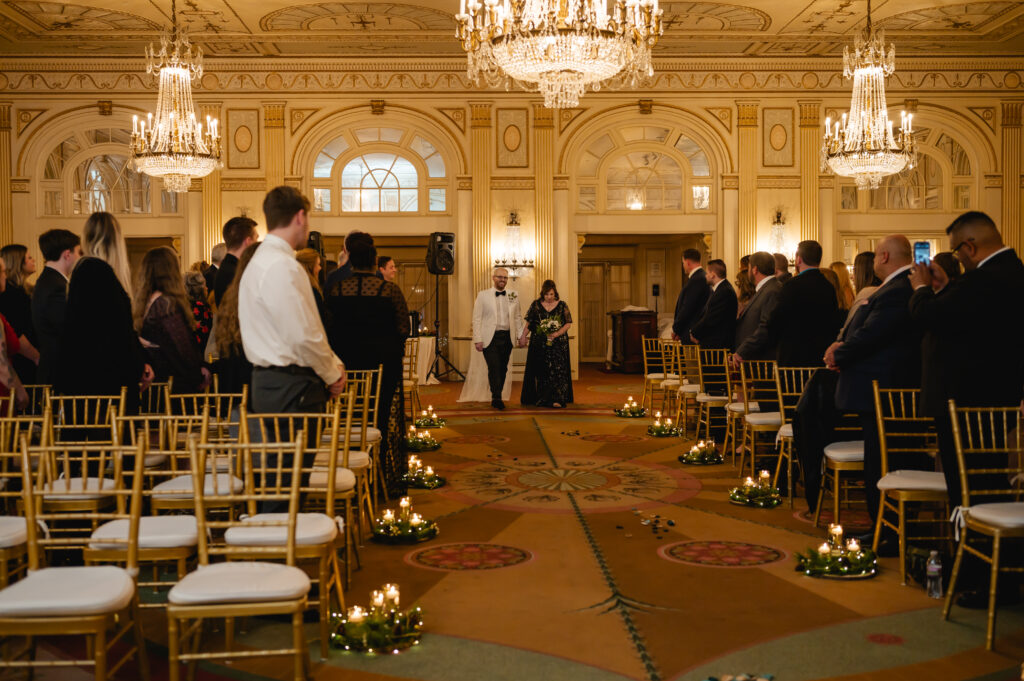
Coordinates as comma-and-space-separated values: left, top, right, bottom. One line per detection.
769, 124, 787, 151
234, 125, 253, 153
503, 124, 522, 152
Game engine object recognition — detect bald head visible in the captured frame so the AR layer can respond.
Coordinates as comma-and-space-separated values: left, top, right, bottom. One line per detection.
873, 235, 912, 280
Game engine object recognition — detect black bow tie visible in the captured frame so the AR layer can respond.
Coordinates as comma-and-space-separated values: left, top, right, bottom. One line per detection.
495, 291, 506, 296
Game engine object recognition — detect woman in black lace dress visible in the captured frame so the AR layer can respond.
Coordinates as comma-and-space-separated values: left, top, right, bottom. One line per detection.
519, 279, 573, 408
324, 232, 410, 496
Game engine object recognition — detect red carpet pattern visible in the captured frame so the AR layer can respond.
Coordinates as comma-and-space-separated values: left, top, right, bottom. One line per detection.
659, 540, 786, 568
405, 543, 533, 571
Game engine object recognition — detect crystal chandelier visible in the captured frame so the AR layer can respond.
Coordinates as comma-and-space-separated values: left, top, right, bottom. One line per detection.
494, 211, 534, 278
456, 0, 664, 109
821, 0, 917, 190
130, 0, 221, 193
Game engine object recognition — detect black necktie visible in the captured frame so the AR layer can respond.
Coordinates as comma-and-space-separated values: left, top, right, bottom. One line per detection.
495, 291, 506, 296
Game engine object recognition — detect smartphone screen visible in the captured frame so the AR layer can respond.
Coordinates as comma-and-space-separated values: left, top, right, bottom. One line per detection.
914, 241, 931, 265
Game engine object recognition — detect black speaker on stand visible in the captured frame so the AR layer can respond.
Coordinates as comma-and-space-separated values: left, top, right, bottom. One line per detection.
425, 232, 463, 381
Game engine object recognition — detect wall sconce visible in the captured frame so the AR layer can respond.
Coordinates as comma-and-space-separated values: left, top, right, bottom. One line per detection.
493, 210, 534, 279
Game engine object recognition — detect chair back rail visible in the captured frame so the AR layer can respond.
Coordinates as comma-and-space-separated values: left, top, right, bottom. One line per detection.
948, 402, 1024, 506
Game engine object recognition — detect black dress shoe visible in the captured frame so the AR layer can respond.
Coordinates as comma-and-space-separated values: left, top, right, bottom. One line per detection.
955, 588, 1022, 610
491, 399, 505, 410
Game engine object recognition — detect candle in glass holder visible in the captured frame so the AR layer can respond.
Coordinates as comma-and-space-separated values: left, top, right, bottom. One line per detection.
384, 584, 400, 608
665, 418, 672, 426
410, 513, 422, 527
409, 425, 417, 434
698, 440, 705, 447
655, 411, 661, 418
846, 538, 861, 553
382, 509, 395, 523
399, 496, 411, 521
425, 466, 434, 476
654, 419, 661, 427
758, 469, 771, 489
421, 409, 428, 417
348, 605, 366, 622
818, 542, 831, 556
743, 476, 755, 489
371, 590, 385, 610
424, 430, 431, 440
828, 523, 844, 552
428, 405, 434, 412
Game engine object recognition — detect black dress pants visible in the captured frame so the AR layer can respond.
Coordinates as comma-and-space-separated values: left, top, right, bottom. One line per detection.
482, 331, 513, 401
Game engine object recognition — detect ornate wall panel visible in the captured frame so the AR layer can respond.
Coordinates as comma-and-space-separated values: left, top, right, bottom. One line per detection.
227, 109, 260, 169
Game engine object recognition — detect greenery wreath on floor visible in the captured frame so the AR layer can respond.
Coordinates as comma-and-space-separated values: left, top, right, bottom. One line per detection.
679, 440, 723, 465
795, 542, 879, 579
728, 479, 782, 508
331, 588, 424, 654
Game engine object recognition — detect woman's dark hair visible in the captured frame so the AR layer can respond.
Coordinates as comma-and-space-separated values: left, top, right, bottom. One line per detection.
538, 279, 559, 301
133, 246, 193, 331
377, 255, 393, 270
347, 232, 377, 269
932, 252, 962, 284
215, 242, 260, 356
852, 251, 879, 292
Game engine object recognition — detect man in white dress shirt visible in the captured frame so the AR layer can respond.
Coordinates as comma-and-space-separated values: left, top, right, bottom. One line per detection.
239, 186, 346, 414
472, 268, 525, 410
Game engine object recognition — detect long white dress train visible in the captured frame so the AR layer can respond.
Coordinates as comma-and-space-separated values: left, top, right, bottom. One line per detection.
457, 348, 512, 402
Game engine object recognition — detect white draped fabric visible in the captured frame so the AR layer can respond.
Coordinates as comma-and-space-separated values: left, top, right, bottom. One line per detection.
457, 349, 512, 402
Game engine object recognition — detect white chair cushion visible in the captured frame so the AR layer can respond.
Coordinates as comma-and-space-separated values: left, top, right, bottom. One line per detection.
877, 470, 947, 492
144, 453, 168, 468
777, 423, 794, 439
90, 515, 199, 550
0, 566, 134, 616
43, 477, 116, 501
824, 440, 865, 462
660, 379, 680, 389
679, 384, 701, 394
0, 516, 27, 548
645, 373, 668, 380
313, 450, 370, 469
966, 502, 1024, 529
152, 473, 243, 499
168, 561, 311, 605
744, 411, 782, 427
308, 467, 357, 491
224, 513, 339, 546
728, 401, 761, 413
696, 392, 729, 404
348, 426, 382, 443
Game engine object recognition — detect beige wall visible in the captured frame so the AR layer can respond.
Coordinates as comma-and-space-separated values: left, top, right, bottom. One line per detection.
2, 59, 1022, 376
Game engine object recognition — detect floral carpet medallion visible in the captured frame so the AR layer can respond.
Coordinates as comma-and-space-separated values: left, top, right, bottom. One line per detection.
405, 543, 533, 571
444, 434, 512, 445
659, 540, 786, 568
578, 434, 649, 443
438, 455, 701, 514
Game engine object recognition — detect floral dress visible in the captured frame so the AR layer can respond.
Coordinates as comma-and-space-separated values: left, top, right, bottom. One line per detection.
191, 298, 212, 352
520, 299, 574, 407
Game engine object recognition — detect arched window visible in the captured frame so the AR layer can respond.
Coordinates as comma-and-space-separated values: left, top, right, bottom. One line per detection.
38, 127, 178, 217
309, 126, 448, 215
575, 125, 714, 214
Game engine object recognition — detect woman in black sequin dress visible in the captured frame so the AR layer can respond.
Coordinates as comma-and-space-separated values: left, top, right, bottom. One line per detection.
519, 279, 573, 408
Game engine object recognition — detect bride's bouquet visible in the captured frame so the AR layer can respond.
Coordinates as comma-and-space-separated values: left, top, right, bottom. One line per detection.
536, 316, 561, 345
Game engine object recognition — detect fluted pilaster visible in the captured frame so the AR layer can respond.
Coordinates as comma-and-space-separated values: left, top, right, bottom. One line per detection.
199, 102, 223, 260
737, 101, 759, 258
1002, 101, 1022, 252
533, 104, 555, 287
798, 100, 820, 244
264, 102, 286, 190
0, 103, 11, 246
470, 102, 493, 293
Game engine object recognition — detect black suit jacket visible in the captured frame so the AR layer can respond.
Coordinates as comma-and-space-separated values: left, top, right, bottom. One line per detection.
690, 280, 737, 349
910, 248, 1024, 416
30, 267, 68, 384
213, 253, 238, 306
672, 268, 710, 341
735, 277, 782, 360
203, 264, 218, 293
833, 270, 920, 412
766, 268, 840, 367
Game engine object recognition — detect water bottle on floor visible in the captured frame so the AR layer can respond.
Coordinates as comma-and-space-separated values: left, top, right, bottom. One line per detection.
926, 550, 943, 599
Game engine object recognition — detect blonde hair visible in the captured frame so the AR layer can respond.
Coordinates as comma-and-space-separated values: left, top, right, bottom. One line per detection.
0, 245, 30, 289
295, 248, 322, 294
83, 212, 133, 299
829, 261, 855, 310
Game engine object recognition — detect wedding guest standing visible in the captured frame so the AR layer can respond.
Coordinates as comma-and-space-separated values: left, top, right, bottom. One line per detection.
205, 242, 225, 293
689, 259, 737, 349
56, 212, 151, 415
671, 249, 709, 343
239, 187, 344, 416
829, 261, 856, 309
325, 231, 409, 496
136, 247, 209, 394
296, 248, 326, 321
773, 253, 792, 284
32, 229, 80, 384
0, 244, 40, 384
184, 272, 213, 351
377, 256, 397, 282
472, 267, 524, 410
213, 243, 259, 394
214, 218, 257, 306
733, 252, 781, 362
519, 280, 573, 408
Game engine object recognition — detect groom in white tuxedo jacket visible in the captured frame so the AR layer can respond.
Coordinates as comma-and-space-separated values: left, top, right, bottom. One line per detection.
472, 268, 525, 409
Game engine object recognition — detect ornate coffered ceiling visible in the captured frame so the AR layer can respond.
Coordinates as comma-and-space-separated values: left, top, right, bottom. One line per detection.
0, 0, 1021, 57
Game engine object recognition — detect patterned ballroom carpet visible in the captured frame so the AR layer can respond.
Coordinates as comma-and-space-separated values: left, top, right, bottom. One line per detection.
42, 366, 1024, 680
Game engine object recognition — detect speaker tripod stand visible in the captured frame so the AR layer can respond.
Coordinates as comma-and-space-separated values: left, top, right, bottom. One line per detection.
426, 274, 464, 382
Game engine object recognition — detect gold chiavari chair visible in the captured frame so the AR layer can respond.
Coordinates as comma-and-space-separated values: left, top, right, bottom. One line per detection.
340, 367, 383, 523
872, 383, 949, 585
943, 402, 1024, 651
658, 340, 683, 414
814, 415, 866, 528
92, 413, 205, 604
773, 367, 818, 506
0, 437, 149, 681
6, 384, 50, 417
403, 336, 422, 420
721, 360, 746, 464
694, 348, 729, 444
46, 388, 126, 445
0, 410, 51, 588
166, 436, 311, 681
737, 360, 781, 479
167, 386, 248, 445
236, 393, 354, 658
139, 379, 173, 416
641, 337, 669, 410
673, 343, 701, 434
